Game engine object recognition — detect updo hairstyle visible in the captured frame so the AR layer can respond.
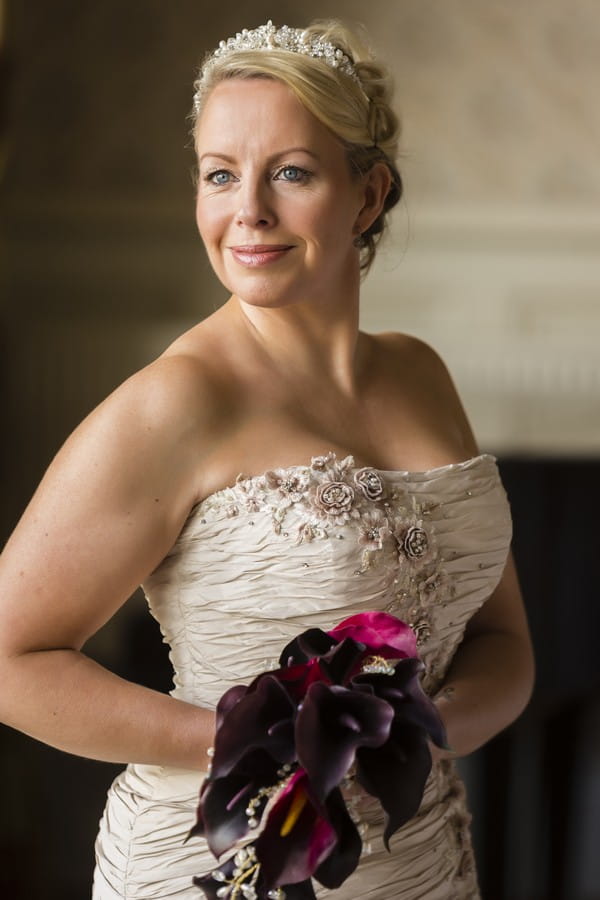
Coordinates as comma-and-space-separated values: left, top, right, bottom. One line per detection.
191, 19, 402, 273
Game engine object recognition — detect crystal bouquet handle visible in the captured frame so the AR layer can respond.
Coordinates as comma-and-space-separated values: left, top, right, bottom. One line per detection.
190, 611, 447, 899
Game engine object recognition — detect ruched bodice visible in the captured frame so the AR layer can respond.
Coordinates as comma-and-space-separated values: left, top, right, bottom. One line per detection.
93, 453, 511, 900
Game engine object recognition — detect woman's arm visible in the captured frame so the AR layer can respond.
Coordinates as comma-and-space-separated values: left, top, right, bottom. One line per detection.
434, 551, 535, 758
0, 355, 216, 769
386, 335, 535, 757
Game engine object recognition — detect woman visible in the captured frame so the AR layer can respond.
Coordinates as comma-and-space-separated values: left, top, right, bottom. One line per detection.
0, 19, 533, 900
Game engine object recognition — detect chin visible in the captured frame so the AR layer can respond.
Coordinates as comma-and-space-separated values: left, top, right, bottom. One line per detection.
235, 287, 305, 310
223, 270, 312, 310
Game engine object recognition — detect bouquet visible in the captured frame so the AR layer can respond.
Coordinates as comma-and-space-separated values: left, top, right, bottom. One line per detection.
191, 611, 447, 899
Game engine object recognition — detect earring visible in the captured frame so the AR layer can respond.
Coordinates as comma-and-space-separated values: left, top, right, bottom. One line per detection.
353, 233, 363, 248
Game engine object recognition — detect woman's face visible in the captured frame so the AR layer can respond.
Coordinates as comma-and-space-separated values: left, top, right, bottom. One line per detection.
194, 77, 368, 309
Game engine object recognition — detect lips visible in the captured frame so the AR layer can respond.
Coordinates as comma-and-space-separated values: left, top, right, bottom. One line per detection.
229, 244, 294, 266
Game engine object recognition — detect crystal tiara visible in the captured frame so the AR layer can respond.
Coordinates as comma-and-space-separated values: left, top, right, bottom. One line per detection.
193, 20, 358, 111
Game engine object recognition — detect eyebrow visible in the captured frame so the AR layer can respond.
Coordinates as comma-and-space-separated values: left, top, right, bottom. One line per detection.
198, 147, 321, 164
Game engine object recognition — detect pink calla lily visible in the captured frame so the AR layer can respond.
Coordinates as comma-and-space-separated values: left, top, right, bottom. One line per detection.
328, 610, 418, 660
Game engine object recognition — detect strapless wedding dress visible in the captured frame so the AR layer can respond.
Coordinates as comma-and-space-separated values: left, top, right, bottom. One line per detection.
92, 452, 511, 899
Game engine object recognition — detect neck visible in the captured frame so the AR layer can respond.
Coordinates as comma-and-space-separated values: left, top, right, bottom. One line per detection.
224, 275, 365, 397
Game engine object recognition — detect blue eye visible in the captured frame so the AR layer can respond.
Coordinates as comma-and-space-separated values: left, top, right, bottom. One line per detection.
276, 165, 309, 183
206, 170, 232, 185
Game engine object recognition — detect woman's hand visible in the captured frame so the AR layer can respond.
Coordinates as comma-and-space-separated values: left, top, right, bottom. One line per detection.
428, 553, 534, 759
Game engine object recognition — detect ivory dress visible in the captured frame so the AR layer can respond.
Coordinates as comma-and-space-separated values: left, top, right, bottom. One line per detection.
93, 452, 512, 899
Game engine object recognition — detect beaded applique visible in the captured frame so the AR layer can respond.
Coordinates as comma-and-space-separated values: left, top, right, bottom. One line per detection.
194, 453, 454, 673
197, 453, 438, 560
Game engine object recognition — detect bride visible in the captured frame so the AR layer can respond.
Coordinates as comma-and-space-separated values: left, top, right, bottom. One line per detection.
0, 19, 533, 899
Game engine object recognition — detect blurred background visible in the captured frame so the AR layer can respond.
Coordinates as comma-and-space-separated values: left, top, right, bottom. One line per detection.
1, 1, 599, 898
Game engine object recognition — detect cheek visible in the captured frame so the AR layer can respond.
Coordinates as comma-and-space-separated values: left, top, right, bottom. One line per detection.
307, 206, 355, 250
195, 198, 227, 246
311, 187, 359, 238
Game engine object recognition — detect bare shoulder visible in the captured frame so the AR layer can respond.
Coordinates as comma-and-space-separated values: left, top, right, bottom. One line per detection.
0, 345, 231, 652
372, 331, 454, 385
367, 331, 479, 457
17, 343, 232, 551
77, 333, 234, 466
92, 350, 221, 443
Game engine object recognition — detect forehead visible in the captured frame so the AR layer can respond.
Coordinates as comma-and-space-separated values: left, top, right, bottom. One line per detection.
195, 77, 339, 156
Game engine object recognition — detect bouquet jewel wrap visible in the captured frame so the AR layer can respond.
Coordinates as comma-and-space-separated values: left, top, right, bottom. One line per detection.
190, 611, 447, 899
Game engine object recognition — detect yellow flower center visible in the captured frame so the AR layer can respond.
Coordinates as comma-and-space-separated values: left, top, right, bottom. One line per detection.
280, 787, 308, 837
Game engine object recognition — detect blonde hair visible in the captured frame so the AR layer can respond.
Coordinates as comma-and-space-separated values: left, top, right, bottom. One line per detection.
191, 20, 402, 273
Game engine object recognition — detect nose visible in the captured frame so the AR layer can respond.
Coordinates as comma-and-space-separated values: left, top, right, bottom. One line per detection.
235, 177, 276, 229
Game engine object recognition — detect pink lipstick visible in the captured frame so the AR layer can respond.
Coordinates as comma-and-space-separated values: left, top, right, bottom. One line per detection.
229, 244, 293, 266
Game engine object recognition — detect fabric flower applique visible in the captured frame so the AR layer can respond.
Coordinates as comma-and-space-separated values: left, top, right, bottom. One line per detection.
304, 453, 361, 525
353, 467, 385, 501
357, 510, 391, 552
309, 452, 338, 471
354, 510, 393, 573
312, 480, 359, 526
390, 500, 435, 568
197, 455, 439, 584
264, 470, 311, 504
295, 522, 328, 545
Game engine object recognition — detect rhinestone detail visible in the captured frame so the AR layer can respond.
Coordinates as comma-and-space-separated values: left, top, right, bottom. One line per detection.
194, 20, 358, 111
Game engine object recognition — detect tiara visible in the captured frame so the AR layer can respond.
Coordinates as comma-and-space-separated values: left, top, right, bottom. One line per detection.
193, 20, 358, 112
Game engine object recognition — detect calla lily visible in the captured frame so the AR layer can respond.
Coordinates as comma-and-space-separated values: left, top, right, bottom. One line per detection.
356, 720, 433, 849
264, 657, 330, 704
269, 636, 366, 702
193, 611, 445, 898
255, 771, 337, 887
190, 748, 283, 857
352, 657, 447, 749
215, 683, 248, 730
211, 676, 297, 779
295, 682, 393, 801
315, 637, 368, 686
312, 786, 362, 889
279, 627, 337, 667
255, 772, 362, 892
328, 610, 417, 660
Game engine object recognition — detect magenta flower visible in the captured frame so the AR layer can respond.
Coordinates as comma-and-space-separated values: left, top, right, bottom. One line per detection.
256, 772, 361, 891
328, 610, 418, 661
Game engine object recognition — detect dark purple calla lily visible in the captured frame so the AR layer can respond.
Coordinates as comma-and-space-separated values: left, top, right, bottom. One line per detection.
356, 720, 433, 849
279, 627, 338, 667
264, 657, 330, 704
277, 879, 319, 899
280, 880, 319, 899
211, 676, 297, 779
262, 636, 366, 703
313, 786, 362, 889
353, 657, 448, 749
215, 683, 248, 730
295, 682, 393, 801
315, 637, 368, 686
190, 748, 284, 857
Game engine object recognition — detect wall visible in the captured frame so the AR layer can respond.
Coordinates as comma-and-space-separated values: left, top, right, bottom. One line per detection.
3, 2, 599, 514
